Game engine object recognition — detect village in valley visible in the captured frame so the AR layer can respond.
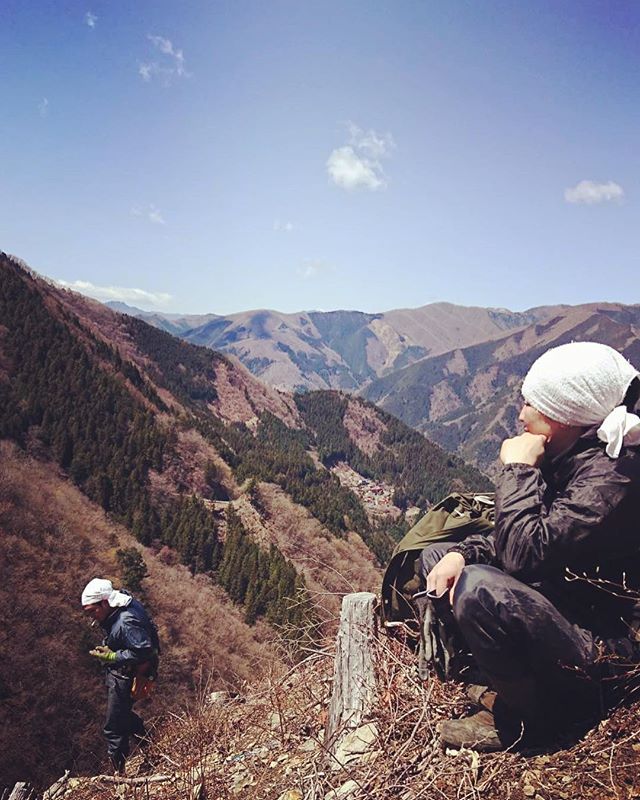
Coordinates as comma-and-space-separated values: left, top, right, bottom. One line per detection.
331, 461, 420, 522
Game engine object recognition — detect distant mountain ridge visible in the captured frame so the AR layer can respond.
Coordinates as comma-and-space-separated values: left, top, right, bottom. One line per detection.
111, 298, 640, 476
362, 303, 640, 474
109, 300, 561, 391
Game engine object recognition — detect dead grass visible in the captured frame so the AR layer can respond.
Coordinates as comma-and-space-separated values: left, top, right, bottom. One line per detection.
209, 359, 300, 428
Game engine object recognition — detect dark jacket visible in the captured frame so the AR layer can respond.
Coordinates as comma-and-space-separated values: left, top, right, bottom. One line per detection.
101, 596, 160, 675
451, 427, 640, 644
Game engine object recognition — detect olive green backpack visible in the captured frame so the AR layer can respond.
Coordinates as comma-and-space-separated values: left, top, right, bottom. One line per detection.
380, 492, 495, 626
381, 492, 495, 679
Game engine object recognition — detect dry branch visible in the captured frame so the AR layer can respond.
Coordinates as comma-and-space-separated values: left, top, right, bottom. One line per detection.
93, 773, 173, 785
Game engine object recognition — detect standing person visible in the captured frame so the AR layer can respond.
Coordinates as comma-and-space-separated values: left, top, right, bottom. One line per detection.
420, 342, 640, 751
82, 578, 160, 774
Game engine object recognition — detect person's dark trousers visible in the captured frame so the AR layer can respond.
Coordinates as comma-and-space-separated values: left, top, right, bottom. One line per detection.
104, 671, 146, 772
417, 542, 477, 680
419, 543, 602, 733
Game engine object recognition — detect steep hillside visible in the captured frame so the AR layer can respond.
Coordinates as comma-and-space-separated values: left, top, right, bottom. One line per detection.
296, 391, 493, 513
363, 305, 640, 474
113, 301, 556, 392
1, 252, 488, 580
0, 252, 491, 787
0, 440, 280, 789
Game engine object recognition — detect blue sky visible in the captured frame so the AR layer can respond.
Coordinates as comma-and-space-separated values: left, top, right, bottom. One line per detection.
1, 1, 638, 314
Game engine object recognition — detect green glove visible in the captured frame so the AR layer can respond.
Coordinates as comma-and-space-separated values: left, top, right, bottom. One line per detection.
89, 645, 117, 663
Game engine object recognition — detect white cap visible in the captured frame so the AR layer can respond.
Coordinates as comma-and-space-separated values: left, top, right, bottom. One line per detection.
522, 342, 640, 457
81, 578, 132, 607
522, 342, 637, 426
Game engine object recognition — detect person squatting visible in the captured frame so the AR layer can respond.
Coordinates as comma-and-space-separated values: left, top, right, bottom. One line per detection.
419, 341, 640, 751
82, 578, 160, 774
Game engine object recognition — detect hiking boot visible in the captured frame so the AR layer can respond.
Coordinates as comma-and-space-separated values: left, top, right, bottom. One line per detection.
438, 709, 515, 752
466, 684, 497, 712
109, 752, 127, 776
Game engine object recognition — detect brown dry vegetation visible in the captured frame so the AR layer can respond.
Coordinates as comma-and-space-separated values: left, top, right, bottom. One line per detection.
48, 623, 640, 800
343, 399, 387, 458
233, 482, 382, 622
209, 358, 300, 428
0, 442, 282, 791
428, 381, 463, 423
149, 427, 239, 502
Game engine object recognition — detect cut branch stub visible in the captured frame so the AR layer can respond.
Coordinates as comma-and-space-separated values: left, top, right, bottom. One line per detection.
325, 591, 378, 753
7, 784, 37, 800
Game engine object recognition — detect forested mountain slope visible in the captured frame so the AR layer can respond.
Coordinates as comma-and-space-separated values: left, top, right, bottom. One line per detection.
0, 252, 490, 789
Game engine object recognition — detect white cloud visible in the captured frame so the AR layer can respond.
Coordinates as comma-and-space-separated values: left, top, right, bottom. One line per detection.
138, 63, 151, 82
56, 279, 172, 309
148, 36, 187, 76
131, 204, 166, 225
327, 122, 395, 191
147, 206, 166, 225
348, 122, 394, 159
327, 147, 384, 191
85, 11, 97, 28
140, 34, 190, 85
38, 98, 49, 117
564, 180, 624, 205
273, 220, 294, 233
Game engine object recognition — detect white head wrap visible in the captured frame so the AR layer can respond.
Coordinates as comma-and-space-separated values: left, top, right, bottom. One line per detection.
81, 578, 132, 608
522, 342, 640, 458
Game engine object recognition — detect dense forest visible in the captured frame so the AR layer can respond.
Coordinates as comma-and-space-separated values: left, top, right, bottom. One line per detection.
0, 252, 492, 625
120, 318, 491, 564
0, 255, 309, 632
295, 391, 493, 507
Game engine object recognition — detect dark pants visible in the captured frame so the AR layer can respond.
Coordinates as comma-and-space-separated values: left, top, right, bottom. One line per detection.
419, 542, 601, 728
104, 672, 146, 771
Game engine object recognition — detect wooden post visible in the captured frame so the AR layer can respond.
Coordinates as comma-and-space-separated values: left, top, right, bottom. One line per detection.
6, 784, 36, 800
325, 591, 377, 753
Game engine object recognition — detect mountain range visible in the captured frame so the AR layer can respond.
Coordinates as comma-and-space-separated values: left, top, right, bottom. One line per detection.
363, 302, 640, 473
107, 300, 559, 392
113, 299, 640, 474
